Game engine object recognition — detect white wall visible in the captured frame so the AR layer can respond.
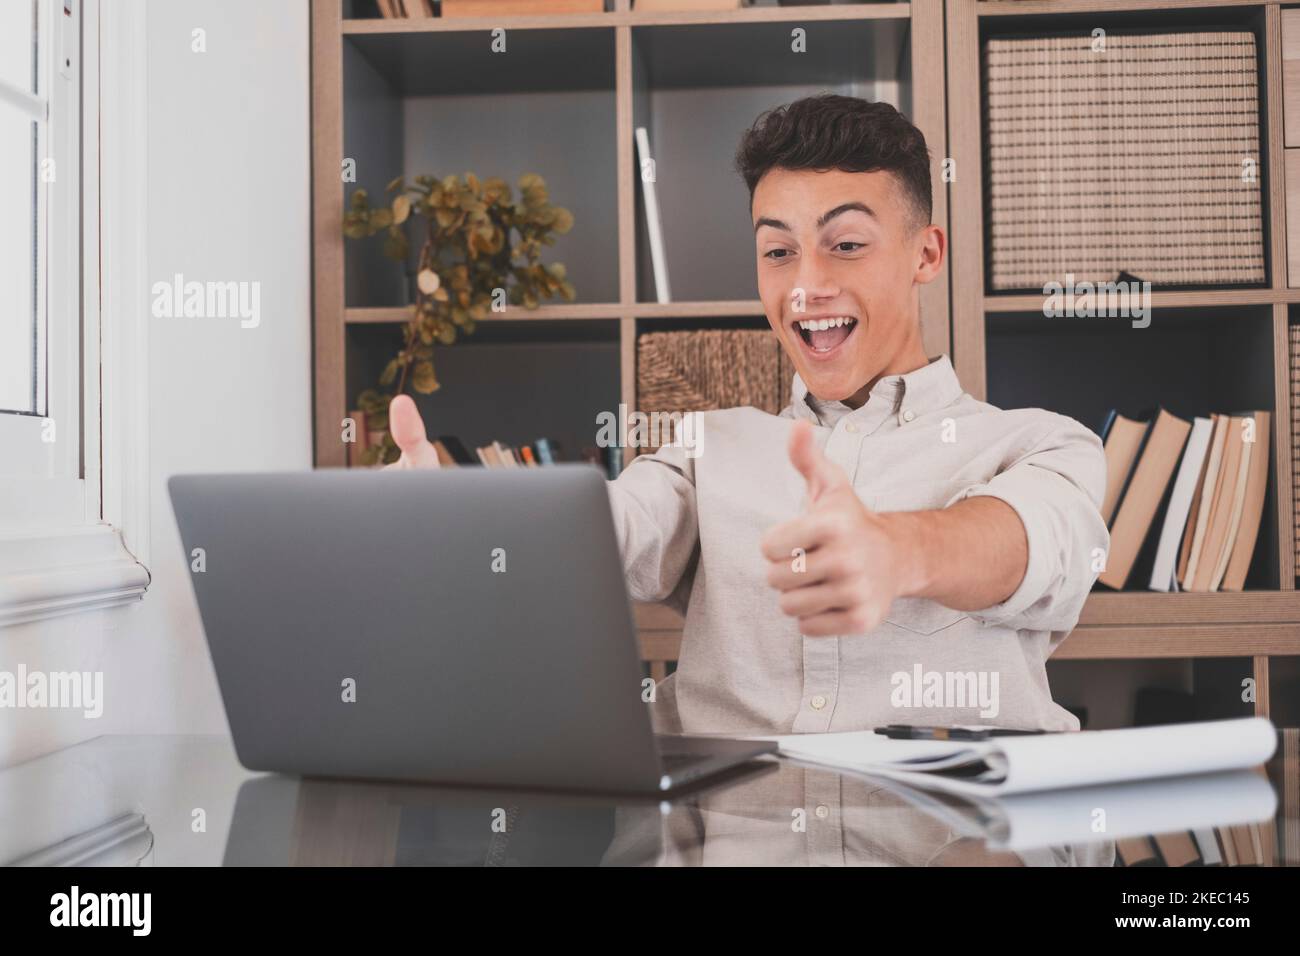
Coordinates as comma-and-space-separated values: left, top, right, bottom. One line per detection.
0, 0, 312, 767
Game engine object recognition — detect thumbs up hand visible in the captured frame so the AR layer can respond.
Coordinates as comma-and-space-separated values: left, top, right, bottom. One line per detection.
383, 394, 442, 470
760, 420, 907, 636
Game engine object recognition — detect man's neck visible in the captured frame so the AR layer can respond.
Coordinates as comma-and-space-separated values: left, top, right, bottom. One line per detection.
839, 345, 931, 410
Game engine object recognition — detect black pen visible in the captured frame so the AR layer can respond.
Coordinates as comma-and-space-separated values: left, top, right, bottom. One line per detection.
873, 724, 1051, 741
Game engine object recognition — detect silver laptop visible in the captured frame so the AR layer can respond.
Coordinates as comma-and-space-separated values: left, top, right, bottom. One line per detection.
168, 465, 774, 794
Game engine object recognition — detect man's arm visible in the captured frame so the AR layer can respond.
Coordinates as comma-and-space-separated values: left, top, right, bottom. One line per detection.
763, 418, 1107, 637
607, 443, 700, 606
877, 496, 1027, 611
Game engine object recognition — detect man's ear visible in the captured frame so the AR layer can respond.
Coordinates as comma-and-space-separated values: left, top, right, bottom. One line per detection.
914, 223, 946, 285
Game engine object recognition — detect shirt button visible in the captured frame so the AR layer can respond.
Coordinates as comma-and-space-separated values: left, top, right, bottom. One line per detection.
810, 694, 827, 710
844, 422, 858, 433
902, 409, 916, 423
815, 805, 830, 819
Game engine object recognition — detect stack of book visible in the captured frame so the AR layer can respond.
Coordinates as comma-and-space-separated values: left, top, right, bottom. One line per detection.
1097, 407, 1271, 591
1116, 821, 1277, 867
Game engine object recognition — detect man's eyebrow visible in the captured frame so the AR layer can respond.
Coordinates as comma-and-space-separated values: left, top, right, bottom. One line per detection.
753, 204, 878, 234
754, 216, 789, 234
817, 202, 876, 228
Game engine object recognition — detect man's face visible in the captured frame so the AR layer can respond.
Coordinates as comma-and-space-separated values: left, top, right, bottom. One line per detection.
751, 167, 943, 406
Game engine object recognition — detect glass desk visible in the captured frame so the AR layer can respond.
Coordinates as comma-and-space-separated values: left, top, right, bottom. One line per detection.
0, 734, 1292, 867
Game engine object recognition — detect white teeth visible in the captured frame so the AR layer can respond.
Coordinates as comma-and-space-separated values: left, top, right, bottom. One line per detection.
796, 316, 855, 331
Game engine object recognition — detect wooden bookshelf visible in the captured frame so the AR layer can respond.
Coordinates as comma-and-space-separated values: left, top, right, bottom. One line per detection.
311, 0, 1300, 722
945, 0, 1300, 720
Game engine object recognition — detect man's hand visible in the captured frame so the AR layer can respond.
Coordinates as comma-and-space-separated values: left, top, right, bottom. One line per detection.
760, 420, 915, 637
383, 394, 442, 470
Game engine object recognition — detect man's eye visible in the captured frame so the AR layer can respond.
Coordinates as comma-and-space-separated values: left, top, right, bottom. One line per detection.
834, 241, 864, 253
764, 249, 792, 260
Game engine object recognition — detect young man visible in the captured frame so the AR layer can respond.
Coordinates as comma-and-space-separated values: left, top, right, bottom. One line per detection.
386, 95, 1109, 737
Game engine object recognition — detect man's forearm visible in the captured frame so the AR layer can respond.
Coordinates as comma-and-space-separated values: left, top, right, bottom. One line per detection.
879, 496, 1028, 612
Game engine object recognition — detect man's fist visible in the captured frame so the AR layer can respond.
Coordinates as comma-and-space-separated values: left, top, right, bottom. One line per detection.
760, 419, 904, 637
383, 394, 442, 470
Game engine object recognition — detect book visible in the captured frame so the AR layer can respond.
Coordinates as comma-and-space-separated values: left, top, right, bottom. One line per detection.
1189, 416, 1247, 591
1191, 827, 1224, 866
1099, 410, 1150, 525
436, 435, 478, 465
1152, 831, 1200, 867
534, 438, 557, 465
519, 445, 539, 467
758, 717, 1277, 798
1208, 416, 1257, 590
634, 127, 671, 304
1179, 414, 1228, 588
1149, 416, 1213, 591
492, 441, 520, 468
1116, 836, 1161, 866
1220, 411, 1271, 591
1097, 407, 1191, 590
432, 440, 458, 467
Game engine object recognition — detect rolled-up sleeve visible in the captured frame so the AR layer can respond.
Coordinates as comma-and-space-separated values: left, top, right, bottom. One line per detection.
946, 414, 1109, 633
607, 442, 700, 605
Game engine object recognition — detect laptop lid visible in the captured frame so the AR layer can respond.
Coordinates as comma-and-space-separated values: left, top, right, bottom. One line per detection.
168, 466, 666, 792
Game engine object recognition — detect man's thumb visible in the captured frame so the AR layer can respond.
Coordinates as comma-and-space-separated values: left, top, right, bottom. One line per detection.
388, 394, 440, 469
788, 419, 847, 502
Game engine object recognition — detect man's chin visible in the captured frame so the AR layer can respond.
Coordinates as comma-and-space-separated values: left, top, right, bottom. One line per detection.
797, 372, 863, 405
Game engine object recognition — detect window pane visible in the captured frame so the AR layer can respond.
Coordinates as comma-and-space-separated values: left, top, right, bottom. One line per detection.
0, 0, 35, 93
0, 101, 37, 414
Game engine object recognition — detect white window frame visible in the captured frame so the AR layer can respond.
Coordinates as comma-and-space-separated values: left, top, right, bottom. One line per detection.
0, 0, 150, 627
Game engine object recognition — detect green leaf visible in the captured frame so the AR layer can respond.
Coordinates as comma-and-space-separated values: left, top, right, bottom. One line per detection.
392, 195, 411, 225
378, 359, 399, 386
412, 360, 439, 394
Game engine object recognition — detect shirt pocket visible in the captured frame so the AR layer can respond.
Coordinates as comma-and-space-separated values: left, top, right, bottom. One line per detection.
862, 480, 975, 635
882, 596, 968, 635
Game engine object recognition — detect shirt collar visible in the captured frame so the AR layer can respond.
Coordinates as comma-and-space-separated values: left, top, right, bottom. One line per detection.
789, 354, 965, 429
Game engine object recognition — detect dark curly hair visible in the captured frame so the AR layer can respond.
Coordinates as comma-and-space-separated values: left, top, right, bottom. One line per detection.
735, 94, 932, 229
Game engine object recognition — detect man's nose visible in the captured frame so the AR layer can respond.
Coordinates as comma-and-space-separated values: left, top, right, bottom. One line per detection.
792, 253, 840, 307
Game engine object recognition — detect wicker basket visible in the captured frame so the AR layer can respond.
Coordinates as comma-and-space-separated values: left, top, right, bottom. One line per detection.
984, 30, 1265, 290
635, 330, 796, 452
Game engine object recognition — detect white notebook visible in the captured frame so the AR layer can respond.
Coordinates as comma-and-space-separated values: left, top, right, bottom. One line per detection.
758, 717, 1276, 797
866, 769, 1275, 852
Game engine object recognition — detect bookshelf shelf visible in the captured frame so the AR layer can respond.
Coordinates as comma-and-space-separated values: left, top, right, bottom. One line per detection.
345, 304, 627, 323
1056, 626, 1300, 660
340, 3, 913, 36
984, 289, 1284, 313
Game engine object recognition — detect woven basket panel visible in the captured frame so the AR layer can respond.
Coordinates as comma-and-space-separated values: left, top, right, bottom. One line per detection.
635, 330, 796, 452
984, 31, 1265, 290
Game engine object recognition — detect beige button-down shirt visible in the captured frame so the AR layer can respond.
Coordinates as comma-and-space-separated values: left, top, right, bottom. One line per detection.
607, 353, 1109, 737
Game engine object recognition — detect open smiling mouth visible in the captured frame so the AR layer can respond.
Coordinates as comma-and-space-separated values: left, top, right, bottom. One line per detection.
793, 316, 859, 357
